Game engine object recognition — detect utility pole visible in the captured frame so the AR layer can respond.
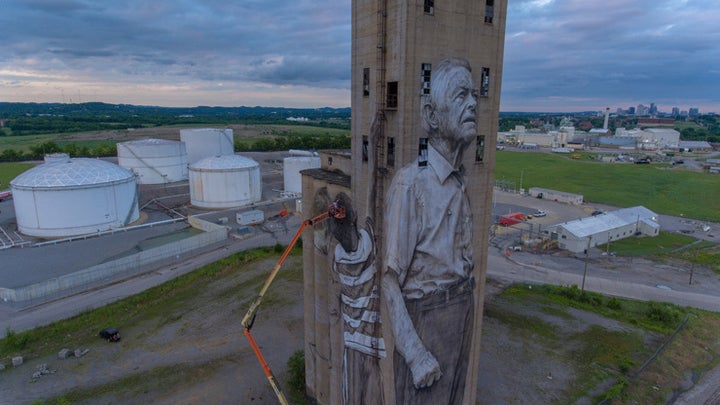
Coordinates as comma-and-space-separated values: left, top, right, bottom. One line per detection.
581, 236, 591, 292
519, 169, 524, 194
606, 232, 610, 263
689, 249, 697, 285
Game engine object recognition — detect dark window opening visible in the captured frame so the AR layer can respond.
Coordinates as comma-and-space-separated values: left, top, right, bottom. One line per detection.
387, 137, 395, 167
363, 68, 370, 97
328, 156, 333, 166
475, 135, 485, 162
386, 81, 398, 109
481, 67, 490, 97
421, 63, 432, 95
362, 136, 369, 162
485, 0, 494, 23
418, 137, 428, 167
424, 0, 434, 14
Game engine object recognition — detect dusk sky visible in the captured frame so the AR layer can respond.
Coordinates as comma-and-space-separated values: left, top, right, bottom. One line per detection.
1, 0, 718, 113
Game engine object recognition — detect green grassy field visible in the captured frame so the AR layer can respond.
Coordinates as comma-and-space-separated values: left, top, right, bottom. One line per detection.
495, 151, 720, 221
0, 134, 57, 153
0, 162, 35, 189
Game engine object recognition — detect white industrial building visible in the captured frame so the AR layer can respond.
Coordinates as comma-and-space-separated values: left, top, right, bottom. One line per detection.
117, 139, 189, 184
283, 156, 321, 194
544, 206, 660, 253
10, 158, 140, 238
180, 128, 234, 164
189, 155, 262, 209
615, 128, 680, 150
642, 128, 680, 149
497, 125, 576, 149
528, 187, 584, 205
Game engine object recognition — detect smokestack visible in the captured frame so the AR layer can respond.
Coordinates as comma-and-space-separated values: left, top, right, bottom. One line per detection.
603, 107, 610, 130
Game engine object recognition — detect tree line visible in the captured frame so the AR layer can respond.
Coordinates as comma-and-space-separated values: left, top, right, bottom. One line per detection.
0, 133, 351, 162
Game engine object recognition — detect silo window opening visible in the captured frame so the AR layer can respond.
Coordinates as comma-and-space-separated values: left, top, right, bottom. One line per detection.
362, 136, 369, 162
481, 67, 490, 97
328, 156, 333, 166
386, 81, 398, 109
485, 0, 494, 23
387, 137, 395, 167
421, 63, 432, 95
363, 68, 370, 97
418, 138, 428, 167
424, 0, 434, 14
475, 135, 485, 163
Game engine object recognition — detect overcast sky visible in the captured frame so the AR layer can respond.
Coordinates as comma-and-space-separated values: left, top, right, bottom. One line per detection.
0, 0, 718, 113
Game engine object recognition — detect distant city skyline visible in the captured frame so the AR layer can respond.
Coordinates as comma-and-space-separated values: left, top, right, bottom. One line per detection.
0, 1, 718, 113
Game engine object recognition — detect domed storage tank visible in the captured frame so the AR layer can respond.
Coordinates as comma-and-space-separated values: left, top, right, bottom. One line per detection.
283, 156, 320, 194
117, 139, 188, 184
189, 155, 261, 209
180, 128, 234, 164
10, 158, 140, 238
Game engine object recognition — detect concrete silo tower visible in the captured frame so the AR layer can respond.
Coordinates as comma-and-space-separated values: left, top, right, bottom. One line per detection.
302, 1, 507, 404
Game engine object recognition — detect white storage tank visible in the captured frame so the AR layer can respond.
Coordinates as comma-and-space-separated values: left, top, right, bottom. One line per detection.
10, 158, 140, 238
283, 156, 321, 194
189, 155, 262, 209
180, 128, 234, 164
116, 139, 189, 184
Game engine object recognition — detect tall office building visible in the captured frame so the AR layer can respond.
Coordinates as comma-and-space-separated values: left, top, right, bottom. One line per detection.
303, 1, 507, 403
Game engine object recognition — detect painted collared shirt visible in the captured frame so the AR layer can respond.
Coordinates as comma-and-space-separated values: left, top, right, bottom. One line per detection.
384, 144, 474, 300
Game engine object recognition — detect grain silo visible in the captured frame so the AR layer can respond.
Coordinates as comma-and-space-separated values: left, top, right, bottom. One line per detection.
283, 156, 320, 194
180, 128, 234, 164
10, 158, 139, 238
189, 155, 261, 209
116, 139, 189, 184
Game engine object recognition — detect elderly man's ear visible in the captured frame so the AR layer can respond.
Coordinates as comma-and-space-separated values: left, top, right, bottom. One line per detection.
423, 104, 439, 132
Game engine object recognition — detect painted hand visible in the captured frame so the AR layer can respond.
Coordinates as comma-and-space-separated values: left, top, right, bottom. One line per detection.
410, 350, 443, 389
328, 197, 357, 252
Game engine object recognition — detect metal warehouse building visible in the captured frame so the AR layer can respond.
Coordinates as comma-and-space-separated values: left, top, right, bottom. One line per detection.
544, 206, 660, 253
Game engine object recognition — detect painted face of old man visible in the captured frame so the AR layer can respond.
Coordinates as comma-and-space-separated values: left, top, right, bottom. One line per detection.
433, 65, 478, 148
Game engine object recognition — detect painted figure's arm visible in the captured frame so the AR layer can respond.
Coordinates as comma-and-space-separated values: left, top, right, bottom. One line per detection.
382, 270, 442, 388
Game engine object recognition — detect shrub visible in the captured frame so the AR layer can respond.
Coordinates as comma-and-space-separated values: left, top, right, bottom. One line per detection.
287, 349, 307, 402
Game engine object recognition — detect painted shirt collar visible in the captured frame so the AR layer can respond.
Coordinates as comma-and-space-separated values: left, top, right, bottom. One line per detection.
428, 143, 462, 184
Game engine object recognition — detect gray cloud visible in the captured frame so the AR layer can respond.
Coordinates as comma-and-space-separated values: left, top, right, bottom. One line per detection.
0, 0, 717, 111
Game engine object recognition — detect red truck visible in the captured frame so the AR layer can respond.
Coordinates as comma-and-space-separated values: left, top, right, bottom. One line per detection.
0, 190, 11, 201
499, 212, 525, 226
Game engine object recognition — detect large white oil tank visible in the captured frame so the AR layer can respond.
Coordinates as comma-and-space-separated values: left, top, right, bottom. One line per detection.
283, 156, 320, 194
10, 158, 140, 238
180, 128, 234, 164
189, 155, 261, 209
116, 139, 189, 184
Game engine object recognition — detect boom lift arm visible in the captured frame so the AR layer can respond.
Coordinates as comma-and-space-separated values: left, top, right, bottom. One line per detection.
241, 202, 346, 405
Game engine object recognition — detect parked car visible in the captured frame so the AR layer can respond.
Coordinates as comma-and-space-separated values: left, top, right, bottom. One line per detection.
533, 210, 547, 217
591, 210, 605, 216
99, 327, 121, 342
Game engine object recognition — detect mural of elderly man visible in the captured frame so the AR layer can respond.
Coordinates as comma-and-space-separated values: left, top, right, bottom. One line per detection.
382, 57, 477, 404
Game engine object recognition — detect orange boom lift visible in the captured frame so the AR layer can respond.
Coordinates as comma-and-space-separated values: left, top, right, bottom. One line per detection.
241, 202, 346, 405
